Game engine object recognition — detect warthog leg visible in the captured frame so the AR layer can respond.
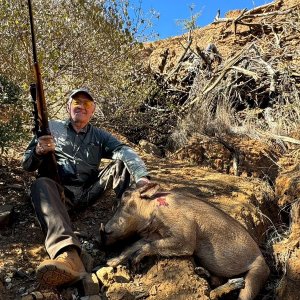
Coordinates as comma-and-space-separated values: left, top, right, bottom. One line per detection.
210, 277, 245, 299
107, 239, 148, 267
107, 237, 195, 267
238, 255, 270, 300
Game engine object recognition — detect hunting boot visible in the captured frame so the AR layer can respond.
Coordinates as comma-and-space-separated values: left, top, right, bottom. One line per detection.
36, 246, 86, 287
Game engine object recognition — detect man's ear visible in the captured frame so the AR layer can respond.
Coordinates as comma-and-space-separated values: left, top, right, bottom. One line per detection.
66, 99, 71, 113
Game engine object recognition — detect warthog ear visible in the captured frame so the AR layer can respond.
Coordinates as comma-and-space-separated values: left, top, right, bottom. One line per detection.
139, 182, 161, 199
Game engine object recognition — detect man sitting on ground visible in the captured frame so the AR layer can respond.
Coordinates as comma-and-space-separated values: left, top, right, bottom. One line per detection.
23, 88, 150, 287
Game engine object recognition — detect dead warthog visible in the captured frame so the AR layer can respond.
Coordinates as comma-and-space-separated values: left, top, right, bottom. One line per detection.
100, 183, 270, 300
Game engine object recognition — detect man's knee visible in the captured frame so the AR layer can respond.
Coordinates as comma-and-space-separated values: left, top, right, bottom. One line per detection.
31, 177, 62, 205
97, 160, 130, 198
31, 177, 57, 192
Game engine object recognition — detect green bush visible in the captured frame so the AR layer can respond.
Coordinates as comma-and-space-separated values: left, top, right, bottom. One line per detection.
0, 76, 27, 153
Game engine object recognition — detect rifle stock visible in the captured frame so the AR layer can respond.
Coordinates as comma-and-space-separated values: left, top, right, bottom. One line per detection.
28, 0, 60, 183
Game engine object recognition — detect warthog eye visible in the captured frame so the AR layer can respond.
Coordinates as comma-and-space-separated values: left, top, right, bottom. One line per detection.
112, 201, 121, 212
122, 189, 134, 199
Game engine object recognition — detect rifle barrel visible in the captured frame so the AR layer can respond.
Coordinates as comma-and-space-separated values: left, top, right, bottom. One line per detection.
27, 1, 61, 184
28, 0, 38, 63
27, 0, 50, 136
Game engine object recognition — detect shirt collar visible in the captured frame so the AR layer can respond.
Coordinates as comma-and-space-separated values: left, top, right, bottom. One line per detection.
66, 119, 90, 133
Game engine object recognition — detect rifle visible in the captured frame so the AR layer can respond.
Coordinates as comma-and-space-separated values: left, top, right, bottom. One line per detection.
27, 0, 60, 183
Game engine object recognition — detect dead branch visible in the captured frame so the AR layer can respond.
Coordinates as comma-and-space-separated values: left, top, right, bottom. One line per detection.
249, 2, 281, 13
168, 38, 193, 80
213, 7, 296, 24
158, 49, 170, 73
232, 9, 247, 35
145, 38, 193, 105
182, 43, 254, 110
212, 1, 280, 24
143, 103, 171, 112
201, 43, 255, 95
230, 66, 259, 81
196, 46, 211, 66
244, 6, 298, 18
213, 5, 297, 35
257, 130, 300, 146
234, 20, 264, 33
270, 25, 281, 47
251, 45, 276, 93
259, 58, 276, 92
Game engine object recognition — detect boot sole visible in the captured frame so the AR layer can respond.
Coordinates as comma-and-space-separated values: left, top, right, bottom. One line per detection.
36, 261, 85, 287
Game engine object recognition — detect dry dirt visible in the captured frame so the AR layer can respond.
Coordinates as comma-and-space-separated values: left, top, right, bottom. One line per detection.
0, 138, 288, 300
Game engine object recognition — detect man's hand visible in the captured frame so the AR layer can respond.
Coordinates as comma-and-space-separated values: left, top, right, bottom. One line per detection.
35, 135, 56, 156
136, 177, 151, 188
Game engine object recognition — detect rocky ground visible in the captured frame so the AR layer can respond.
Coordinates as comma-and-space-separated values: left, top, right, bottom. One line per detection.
0, 135, 299, 300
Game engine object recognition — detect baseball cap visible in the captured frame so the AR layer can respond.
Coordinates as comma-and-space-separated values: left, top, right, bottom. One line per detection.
69, 88, 94, 101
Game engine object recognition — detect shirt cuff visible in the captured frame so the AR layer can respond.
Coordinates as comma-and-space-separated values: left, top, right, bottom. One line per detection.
136, 177, 151, 186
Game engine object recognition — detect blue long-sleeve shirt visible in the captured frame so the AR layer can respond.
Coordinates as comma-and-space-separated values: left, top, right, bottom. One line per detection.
23, 120, 149, 186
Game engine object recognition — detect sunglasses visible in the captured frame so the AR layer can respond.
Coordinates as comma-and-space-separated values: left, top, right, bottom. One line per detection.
71, 99, 94, 109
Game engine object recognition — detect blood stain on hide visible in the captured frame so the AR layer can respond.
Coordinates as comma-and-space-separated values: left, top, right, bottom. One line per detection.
156, 197, 169, 207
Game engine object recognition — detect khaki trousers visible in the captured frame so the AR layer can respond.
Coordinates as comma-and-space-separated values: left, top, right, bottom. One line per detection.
30, 160, 130, 258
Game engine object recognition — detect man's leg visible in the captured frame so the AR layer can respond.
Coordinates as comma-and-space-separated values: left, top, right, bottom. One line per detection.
31, 177, 86, 286
81, 160, 131, 205
31, 177, 80, 258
